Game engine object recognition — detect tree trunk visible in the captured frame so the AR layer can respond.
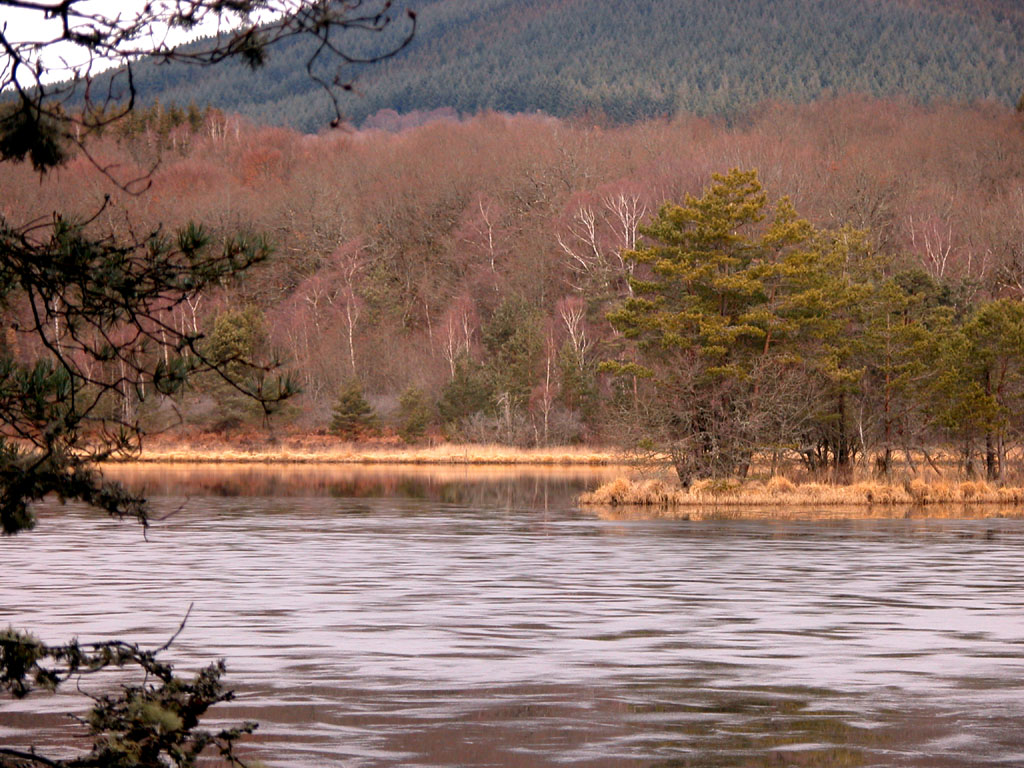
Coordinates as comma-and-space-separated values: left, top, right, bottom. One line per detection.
986, 431, 999, 481
963, 439, 976, 479
834, 392, 851, 482
876, 447, 892, 479
880, 363, 892, 479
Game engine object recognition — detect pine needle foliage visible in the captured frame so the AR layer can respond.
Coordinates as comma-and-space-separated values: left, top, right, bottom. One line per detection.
330, 380, 377, 437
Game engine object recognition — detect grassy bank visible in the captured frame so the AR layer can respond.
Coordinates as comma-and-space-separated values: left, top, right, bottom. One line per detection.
122, 435, 626, 466
579, 476, 1024, 510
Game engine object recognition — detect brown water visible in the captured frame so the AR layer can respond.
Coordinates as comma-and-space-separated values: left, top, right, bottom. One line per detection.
3, 466, 1024, 767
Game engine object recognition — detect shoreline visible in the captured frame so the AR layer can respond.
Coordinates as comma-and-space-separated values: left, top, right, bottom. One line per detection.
112, 440, 631, 466
96, 455, 1024, 519
104, 441, 1024, 513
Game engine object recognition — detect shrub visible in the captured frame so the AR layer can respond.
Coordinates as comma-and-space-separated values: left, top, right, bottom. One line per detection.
397, 386, 433, 443
330, 380, 376, 437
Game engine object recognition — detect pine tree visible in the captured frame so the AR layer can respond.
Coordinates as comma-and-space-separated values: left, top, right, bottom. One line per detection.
397, 386, 433, 443
603, 169, 855, 484
438, 357, 492, 425
330, 381, 376, 437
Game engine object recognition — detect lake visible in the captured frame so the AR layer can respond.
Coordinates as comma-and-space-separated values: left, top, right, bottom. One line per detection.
3, 464, 1024, 767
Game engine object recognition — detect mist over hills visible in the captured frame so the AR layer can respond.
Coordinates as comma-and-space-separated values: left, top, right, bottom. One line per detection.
118, 0, 1023, 131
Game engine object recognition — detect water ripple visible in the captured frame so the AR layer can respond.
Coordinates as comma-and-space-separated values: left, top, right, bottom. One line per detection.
3, 488, 1024, 766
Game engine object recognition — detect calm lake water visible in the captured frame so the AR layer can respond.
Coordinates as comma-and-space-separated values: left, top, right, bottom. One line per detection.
4, 465, 1024, 767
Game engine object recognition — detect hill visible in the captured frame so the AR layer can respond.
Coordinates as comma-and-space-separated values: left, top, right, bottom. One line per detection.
117, 0, 1024, 131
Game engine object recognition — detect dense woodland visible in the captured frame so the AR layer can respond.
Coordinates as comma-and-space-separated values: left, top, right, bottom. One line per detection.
4, 97, 1024, 480
117, 0, 1024, 130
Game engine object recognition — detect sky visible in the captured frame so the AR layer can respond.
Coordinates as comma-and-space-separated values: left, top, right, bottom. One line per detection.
2, 1, 257, 84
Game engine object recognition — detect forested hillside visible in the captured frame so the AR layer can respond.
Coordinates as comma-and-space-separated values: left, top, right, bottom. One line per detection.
5, 98, 1024, 478
117, 0, 1024, 130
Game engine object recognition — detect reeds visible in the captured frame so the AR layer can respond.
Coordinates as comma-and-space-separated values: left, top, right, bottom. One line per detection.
125, 439, 626, 466
579, 476, 1024, 508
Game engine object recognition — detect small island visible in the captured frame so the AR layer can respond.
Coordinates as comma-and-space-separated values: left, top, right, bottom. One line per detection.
580, 474, 1024, 515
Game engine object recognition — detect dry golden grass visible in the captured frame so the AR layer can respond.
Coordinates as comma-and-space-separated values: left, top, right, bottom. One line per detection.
102, 461, 623, 496
126, 439, 627, 466
579, 476, 1024, 510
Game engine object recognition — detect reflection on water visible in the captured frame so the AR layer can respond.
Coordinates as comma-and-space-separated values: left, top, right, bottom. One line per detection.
4, 467, 1024, 767
103, 462, 621, 510
597, 504, 1024, 521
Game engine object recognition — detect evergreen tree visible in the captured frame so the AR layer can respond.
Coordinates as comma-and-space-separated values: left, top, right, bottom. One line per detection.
849, 269, 954, 478
930, 299, 1024, 480
330, 381, 377, 437
397, 386, 433, 442
438, 357, 493, 426
200, 306, 279, 429
603, 169, 854, 483
482, 296, 543, 410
